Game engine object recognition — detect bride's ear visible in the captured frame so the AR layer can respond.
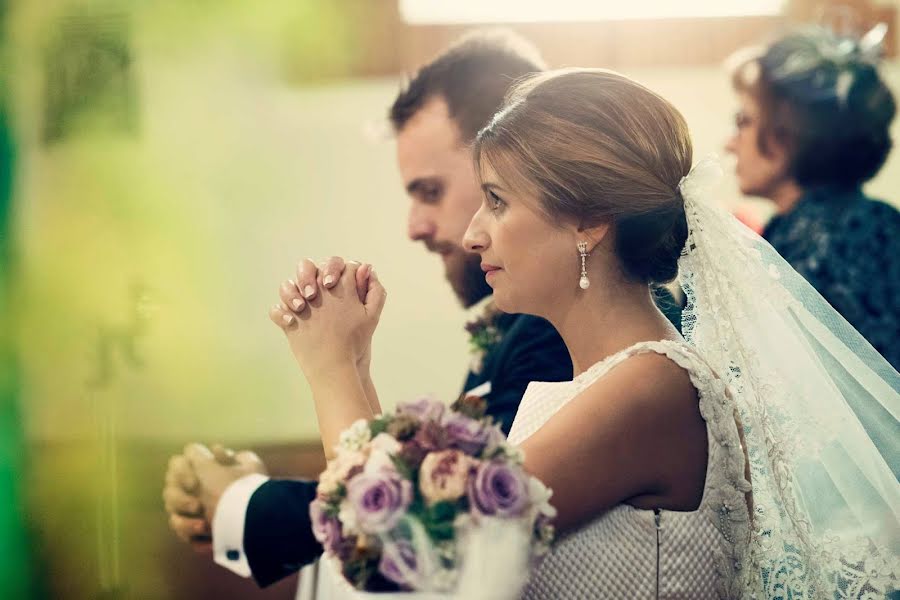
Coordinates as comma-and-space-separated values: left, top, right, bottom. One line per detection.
577, 221, 612, 253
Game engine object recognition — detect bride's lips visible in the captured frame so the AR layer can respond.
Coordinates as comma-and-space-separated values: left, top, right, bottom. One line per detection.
481, 263, 501, 281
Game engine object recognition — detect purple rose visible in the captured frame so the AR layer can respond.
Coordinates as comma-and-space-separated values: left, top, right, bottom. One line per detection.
397, 396, 445, 423
346, 470, 413, 534
378, 539, 419, 589
398, 439, 429, 470
310, 499, 343, 553
412, 420, 450, 453
468, 461, 529, 518
442, 412, 490, 455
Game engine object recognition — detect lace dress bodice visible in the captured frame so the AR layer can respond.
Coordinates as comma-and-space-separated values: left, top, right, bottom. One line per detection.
508, 340, 752, 600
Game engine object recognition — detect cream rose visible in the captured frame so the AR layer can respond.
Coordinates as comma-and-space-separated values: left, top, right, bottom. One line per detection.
318, 449, 367, 496
418, 450, 473, 505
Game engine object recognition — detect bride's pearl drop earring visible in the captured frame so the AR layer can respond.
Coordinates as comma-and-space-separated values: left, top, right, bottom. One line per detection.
577, 241, 590, 289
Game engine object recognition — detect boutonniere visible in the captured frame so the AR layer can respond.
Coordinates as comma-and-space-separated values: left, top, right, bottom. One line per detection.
464, 302, 503, 375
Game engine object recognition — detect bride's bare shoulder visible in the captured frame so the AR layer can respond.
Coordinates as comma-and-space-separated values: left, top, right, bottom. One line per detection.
586, 349, 700, 414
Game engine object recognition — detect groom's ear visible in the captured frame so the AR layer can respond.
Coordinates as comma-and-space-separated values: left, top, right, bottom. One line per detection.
577, 220, 612, 253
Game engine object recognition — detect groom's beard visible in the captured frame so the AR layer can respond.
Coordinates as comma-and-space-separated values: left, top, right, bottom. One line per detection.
444, 248, 492, 309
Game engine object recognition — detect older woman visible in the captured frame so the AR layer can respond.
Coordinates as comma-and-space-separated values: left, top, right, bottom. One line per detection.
726, 27, 900, 369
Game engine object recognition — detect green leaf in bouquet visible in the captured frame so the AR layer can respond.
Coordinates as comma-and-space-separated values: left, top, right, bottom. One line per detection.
390, 453, 414, 481
407, 497, 427, 522
426, 521, 455, 542
429, 501, 458, 523
323, 499, 342, 518
369, 415, 391, 437
421, 501, 459, 542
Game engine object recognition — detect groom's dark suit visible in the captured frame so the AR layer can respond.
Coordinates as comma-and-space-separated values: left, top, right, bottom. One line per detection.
238, 312, 572, 587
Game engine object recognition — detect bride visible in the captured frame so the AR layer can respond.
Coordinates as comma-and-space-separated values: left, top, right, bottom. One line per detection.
272, 69, 898, 599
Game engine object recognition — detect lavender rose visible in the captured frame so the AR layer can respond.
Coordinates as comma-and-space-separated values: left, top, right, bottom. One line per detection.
346, 469, 413, 534
397, 396, 445, 423
378, 538, 419, 589
468, 461, 529, 518
310, 499, 343, 553
441, 412, 490, 455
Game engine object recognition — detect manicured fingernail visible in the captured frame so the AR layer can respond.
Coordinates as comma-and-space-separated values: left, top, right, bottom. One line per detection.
324, 275, 335, 287
282, 314, 294, 324
292, 298, 304, 310
303, 285, 316, 299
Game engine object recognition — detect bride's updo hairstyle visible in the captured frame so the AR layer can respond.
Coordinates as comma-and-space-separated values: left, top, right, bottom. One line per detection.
475, 69, 692, 285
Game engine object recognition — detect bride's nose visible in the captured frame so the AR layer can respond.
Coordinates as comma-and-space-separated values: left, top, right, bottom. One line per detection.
463, 207, 490, 253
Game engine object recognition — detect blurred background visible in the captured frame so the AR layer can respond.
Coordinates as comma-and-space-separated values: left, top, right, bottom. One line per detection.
1, 0, 898, 598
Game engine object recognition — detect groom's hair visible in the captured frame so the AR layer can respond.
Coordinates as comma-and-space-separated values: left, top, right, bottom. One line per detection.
389, 29, 546, 143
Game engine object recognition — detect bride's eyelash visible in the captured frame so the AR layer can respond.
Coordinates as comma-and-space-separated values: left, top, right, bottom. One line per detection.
487, 190, 506, 212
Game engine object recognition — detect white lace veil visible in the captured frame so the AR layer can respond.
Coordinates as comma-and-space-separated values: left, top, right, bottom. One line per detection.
677, 157, 899, 598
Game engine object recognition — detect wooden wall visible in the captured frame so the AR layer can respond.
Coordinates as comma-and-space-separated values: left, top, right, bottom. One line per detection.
333, 0, 896, 78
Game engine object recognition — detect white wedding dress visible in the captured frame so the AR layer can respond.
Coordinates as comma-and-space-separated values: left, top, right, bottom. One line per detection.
508, 339, 752, 600
298, 339, 752, 600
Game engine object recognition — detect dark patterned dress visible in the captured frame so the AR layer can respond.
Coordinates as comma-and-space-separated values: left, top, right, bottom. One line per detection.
763, 186, 900, 369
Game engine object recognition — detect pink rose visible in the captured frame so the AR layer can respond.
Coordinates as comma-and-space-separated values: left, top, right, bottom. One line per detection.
318, 450, 367, 497
419, 450, 474, 505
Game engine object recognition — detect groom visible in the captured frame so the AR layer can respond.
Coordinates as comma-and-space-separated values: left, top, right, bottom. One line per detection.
164, 30, 576, 587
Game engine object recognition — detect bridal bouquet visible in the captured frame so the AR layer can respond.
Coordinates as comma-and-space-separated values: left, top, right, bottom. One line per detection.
309, 395, 556, 593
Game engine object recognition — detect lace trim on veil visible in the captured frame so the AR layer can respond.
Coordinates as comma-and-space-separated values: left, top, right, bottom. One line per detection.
678, 158, 900, 599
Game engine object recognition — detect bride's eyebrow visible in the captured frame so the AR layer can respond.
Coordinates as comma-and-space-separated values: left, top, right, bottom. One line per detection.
480, 182, 508, 193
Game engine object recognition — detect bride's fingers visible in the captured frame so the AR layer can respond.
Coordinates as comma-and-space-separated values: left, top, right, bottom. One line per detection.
269, 303, 295, 329
364, 266, 387, 319
335, 262, 362, 296
319, 256, 346, 289
355, 264, 371, 303
295, 258, 320, 301
279, 280, 306, 313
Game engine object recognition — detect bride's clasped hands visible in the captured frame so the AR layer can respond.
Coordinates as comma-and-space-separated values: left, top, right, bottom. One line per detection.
270, 258, 385, 378
268, 258, 387, 459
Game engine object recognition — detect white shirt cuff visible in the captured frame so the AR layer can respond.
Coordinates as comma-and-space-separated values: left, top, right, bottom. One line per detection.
213, 473, 270, 578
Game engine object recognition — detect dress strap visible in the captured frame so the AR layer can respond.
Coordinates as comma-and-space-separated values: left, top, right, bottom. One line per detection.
573, 339, 697, 392
574, 339, 753, 599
